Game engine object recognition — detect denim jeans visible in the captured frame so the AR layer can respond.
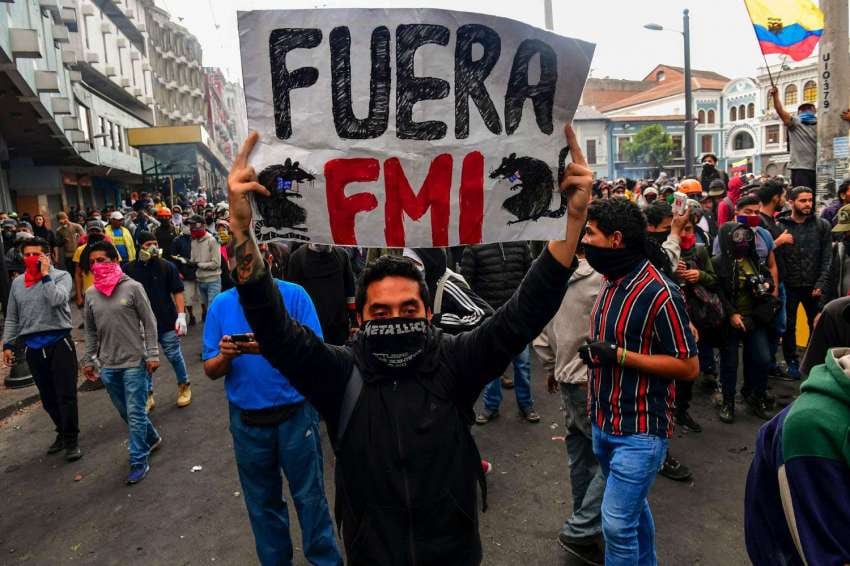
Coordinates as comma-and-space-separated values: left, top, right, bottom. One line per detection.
592, 426, 668, 566
146, 330, 189, 393
100, 363, 160, 468
559, 383, 604, 540
228, 402, 342, 566
198, 280, 221, 306
719, 326, 770, 400
483, 345, 532, 412
768, 284, 787, 369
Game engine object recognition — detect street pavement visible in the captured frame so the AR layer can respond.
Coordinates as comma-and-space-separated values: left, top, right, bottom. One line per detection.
0, 323, 800, 565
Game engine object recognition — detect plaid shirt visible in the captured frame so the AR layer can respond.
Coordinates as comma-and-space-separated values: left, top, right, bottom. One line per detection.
589, 260, 697, 438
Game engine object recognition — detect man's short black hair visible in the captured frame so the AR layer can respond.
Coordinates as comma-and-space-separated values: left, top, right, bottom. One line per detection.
735, 195, 760, 210
838, 178, 850, 196
644, 201, 673, 227
587, 198, 647, 246
355, 255, 431, 314
20, 236, 51, 255
790, 186, 813, 200
86, 240, 120, 261
757, 180, 784, 205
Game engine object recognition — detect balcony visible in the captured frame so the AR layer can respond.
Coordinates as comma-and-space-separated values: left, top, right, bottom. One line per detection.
131, 87, 142, 97
35, 71, 60, 93
130, 50, 140, 61
136, 23, 146, 33
178, 84, 190, 94
51, 97, 72, 115
61, 48, 77, 66
176, 55, 187, 65
191, 87, 203, 98
9, 29, 42, 59
39, 0, 61, 17
85, 50, 99, 63
120, 78, 131, 87
52, 25, 70, 44
116, 37, 127, 49
162, 49, 175, 61
69, 71, 82, 83
62, 116, 81, 131
104, 65, 117, 77
165, 80, 178, 91
61, 7, 76, 24
80, 3, 95, 17
101, 22, 114, 34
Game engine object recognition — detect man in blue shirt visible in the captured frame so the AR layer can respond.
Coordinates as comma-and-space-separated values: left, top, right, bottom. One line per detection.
203, 278, 341, 566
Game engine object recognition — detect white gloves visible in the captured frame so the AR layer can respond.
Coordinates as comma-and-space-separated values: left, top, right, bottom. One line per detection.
175, 313, 188, 337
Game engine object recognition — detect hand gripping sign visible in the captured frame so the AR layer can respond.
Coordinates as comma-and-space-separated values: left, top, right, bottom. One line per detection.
238, 8, 594, 247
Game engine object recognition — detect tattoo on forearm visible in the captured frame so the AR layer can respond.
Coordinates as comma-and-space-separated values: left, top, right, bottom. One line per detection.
234, 229, 265, 283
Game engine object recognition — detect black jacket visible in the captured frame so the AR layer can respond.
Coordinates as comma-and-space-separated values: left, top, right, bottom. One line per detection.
821, 240, 850, 306
776, 214, 832, 289
236, 249, 575, 566
460, 242, 532, 309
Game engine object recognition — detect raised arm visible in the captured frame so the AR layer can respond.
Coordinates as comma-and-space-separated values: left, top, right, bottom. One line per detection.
770, 87, 792, 125
226, 132, 354, 424
449, 124, 591, 404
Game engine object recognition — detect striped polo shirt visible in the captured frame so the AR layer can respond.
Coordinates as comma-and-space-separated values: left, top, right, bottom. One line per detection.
589, 259, 697, 438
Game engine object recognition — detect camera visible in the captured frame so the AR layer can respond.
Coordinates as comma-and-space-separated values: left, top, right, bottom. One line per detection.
746, 273, 773, 297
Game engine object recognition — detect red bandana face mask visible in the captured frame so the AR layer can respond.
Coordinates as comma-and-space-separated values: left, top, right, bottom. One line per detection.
23, 255, 43, 288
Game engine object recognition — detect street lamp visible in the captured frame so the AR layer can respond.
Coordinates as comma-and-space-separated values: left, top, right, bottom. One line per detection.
644, 9, 693, 177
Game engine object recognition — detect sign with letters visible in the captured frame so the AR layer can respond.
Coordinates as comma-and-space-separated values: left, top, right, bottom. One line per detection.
238, 8, 594, 247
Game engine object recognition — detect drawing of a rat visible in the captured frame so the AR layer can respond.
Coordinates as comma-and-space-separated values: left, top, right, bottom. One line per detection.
256, 159, 314, 233
491, 147, 570, 225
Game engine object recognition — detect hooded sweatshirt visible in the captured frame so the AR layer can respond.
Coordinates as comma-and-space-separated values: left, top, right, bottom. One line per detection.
716, 176, 745, 225
745, 347, 850, 565
533, 258, 602, 384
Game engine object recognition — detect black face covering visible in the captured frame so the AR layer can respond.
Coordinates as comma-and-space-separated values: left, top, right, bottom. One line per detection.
88, 233, 104, 243
647, 230, 670, 244
363, 317, 429, 370
584, 244, 645, 279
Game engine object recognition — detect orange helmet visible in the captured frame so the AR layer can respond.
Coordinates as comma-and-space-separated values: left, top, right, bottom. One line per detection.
156, 207, 172, 218
679, 178, 702, 195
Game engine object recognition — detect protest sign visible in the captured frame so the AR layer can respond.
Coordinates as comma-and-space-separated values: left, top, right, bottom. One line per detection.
238, 8, 594, 247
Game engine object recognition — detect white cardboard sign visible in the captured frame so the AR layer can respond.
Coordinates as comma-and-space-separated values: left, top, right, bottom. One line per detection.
238, 8, 594, 247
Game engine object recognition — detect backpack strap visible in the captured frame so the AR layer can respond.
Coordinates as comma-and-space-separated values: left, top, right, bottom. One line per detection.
335, 364, 363, 452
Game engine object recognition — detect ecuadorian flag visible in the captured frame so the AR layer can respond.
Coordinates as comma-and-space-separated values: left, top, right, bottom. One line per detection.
744, 0, 824, 61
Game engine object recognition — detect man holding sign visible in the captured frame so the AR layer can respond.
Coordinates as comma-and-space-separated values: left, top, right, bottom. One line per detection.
225, 123, 591, 564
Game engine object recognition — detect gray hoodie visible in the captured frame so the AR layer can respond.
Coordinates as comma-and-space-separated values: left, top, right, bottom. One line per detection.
83, 275, 159, 368
533, 258, 602, 385
2, 268, 73, 345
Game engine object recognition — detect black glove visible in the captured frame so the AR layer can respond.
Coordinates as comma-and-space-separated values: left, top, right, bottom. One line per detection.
578, 340, 619, 368
186, 261, 198, 269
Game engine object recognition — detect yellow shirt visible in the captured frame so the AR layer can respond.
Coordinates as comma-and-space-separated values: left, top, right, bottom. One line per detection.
72, 244, 94, 292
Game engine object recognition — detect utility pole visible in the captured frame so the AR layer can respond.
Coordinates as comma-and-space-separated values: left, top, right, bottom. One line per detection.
683, 9, 694, 177
816, 0, 850, 196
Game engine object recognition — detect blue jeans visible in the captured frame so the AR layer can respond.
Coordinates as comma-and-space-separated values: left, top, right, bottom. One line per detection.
147, 331, 189, 393
228, 402, 342, 566
198, 280, 221, 306
483, 345, 532, 412
559, 384, 604, 540
592, 426, 668, 566
720, 326, 770, 400
100, 363, 160, 468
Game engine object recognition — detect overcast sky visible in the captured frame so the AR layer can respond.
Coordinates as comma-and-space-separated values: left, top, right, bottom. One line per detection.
155, 0, 818, 85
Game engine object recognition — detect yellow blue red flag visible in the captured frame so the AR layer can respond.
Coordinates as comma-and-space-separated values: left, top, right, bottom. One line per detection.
744, 0, 824, 61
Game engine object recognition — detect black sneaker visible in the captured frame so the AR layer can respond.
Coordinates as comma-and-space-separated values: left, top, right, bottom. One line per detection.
675, 410, 702, 433
557, 533, 603, 566
64, 444, 82, 462
718, 400, 735, 424
78, 378, 105, 392
768, 364, 793, 381
745, 394, 776, 421
521, 408, 541, 423
475, 408, 499, 425
659, 455, 692, 482
47, 434, 64, 455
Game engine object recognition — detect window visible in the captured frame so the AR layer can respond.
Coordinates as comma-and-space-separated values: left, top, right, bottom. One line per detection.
730, 106, 737, 121
766, 92, 775, 111
734, 131, 754, 150
656, 70, 666, 82
115, 124, 123, 152
747, 103, 755, 118
707, 109, 715, 124
586, 139, 597, 165
803, 80, 817, 104
701, 134, 712, 153
739, 105, 746, 120
697, 110, 706, 124
766, 124, 780, 145
617, 137, 630, 161
107, 120, 115, 149
672, 135, 683, 157
76, 100, 92, 144
784, 84, 798, 106
102, 33, 109, 63
99, 117, 108, 147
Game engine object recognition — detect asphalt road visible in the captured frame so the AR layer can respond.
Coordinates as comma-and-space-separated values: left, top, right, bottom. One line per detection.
0, 325, 799, 565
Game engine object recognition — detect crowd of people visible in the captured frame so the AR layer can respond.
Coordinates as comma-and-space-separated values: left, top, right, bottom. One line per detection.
2, 118, 849, 565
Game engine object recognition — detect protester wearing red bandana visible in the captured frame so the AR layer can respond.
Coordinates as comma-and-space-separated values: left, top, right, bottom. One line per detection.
2, 237, 81, 462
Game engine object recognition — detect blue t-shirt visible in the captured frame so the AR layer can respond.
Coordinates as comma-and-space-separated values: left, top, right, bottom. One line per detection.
203, 279, 323, 410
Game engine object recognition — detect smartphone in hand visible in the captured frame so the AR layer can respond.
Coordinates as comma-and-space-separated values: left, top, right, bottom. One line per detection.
230, 333, 254, 343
